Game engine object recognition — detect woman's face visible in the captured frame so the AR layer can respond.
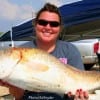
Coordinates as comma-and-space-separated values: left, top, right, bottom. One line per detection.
35, 11, 61, 43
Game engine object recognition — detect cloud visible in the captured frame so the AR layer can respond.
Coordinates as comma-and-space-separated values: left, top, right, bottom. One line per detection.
0, 0, 35, 20
18, 5, 36, 19
0, 0, 18, 20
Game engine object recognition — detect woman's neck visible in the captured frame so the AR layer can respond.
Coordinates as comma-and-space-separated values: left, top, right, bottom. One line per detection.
36, 39, 56, 53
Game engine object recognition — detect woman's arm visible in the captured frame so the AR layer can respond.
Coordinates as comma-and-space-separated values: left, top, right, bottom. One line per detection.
0, 80, 24, 100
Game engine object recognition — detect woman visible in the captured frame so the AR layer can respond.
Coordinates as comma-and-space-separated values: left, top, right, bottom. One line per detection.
0, 3, 88, 100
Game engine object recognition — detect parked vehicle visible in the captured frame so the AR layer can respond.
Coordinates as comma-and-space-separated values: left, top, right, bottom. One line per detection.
0, 41, 30, 50
71, 39, 100, 70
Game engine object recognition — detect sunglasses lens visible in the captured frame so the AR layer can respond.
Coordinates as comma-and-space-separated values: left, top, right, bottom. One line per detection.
50, 22, 60, 27
37, 19, 60, 27
37, 20, 48, 26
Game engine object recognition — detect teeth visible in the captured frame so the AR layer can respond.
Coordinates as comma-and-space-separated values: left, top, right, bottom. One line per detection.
43, 32, 51, 36
42, 29, 52, 37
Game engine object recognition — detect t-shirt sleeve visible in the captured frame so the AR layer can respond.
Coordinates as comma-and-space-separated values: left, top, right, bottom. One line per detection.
66, 42, 84, 70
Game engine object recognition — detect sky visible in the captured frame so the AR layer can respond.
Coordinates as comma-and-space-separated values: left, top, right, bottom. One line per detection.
0, 0, 82, 33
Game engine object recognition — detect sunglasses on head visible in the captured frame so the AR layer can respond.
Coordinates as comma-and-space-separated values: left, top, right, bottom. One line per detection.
37, 19, 60, 27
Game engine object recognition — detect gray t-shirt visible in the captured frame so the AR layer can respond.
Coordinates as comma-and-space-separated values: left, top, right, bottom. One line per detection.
20, 40, 84, 70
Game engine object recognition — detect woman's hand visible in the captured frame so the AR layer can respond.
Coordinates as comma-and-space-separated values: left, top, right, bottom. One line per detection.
74, 89, 89, 100
0, 80, 24, 100
64, 89, 89, 100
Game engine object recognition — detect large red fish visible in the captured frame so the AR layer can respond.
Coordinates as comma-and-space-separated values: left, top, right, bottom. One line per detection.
0, 47, 100, 99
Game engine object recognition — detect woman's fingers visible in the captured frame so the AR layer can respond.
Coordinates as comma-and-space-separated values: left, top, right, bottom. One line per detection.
64, 89, 89, 100
74, 89, 89, 100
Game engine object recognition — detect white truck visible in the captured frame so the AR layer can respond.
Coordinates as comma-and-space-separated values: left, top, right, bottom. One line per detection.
71, 39, 100, 70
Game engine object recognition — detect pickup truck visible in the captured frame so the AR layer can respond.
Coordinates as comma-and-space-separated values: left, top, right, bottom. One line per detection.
71, 39, 100, 70
0, 39, 99, 70
0, 41, 30, 50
